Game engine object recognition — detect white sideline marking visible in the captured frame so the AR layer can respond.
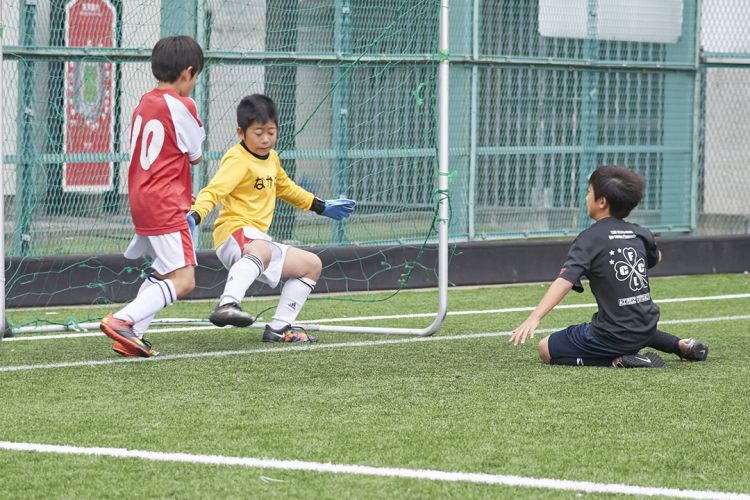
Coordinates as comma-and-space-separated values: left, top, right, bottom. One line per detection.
0, 441, 746, 499
6, 293, 750, 342
2, 314, 750, 374
303, 293, 750, 324
0, 331, 522, 373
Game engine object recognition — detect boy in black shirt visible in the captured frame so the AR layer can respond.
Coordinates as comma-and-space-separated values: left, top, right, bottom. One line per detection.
509, 166, 709, 368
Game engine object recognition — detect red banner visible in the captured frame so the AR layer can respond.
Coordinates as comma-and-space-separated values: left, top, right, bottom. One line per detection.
63, 0, 116, 192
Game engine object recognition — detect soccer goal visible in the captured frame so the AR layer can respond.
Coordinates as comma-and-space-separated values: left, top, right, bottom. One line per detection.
1, 0, 449, 337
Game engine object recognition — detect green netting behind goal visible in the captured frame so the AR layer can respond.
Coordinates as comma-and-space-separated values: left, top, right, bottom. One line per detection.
1, 0, 709, 331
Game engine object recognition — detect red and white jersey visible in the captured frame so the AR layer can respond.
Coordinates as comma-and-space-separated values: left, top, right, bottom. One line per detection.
127, 88, 205, 235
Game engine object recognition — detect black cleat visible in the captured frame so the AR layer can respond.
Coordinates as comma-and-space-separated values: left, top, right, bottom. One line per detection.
209, 303, 255, 328
262, 324, 317, 343
678, 338, 709, 361
612, 351, 666, 368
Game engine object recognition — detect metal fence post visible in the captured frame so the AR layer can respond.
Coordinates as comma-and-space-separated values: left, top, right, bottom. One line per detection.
16, 0, 38, 256
331, 0, 352, 245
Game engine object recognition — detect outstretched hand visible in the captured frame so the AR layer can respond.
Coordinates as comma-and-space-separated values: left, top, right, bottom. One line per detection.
322, 199, 356, 221
509, 316, 540, 347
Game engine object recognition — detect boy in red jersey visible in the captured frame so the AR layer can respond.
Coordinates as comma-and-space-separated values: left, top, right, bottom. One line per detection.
188, 94, 355, 342
100, 36, 205, 357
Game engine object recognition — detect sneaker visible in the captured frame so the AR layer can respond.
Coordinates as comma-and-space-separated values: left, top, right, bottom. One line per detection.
612, 351, 666, 368
100, 313, 156, 358
678, 338, 709, 361
209, 302, 255, 327
262, 324, 318, 343
112, 338, 159, 358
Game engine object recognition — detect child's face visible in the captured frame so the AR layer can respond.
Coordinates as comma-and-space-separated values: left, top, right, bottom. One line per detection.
585, 184, 596, 218
586, 184, 610, 220
238, 120, 277, 156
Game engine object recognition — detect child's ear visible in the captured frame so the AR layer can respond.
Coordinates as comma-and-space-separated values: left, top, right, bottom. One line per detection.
597, 196, 609, 209
236, 127, 244, 138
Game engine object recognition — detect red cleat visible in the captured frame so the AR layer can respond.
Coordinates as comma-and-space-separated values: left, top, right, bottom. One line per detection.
100, 313, 156, 358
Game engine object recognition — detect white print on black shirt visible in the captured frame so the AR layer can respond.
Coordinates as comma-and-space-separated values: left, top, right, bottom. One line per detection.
608, 229, 636, 240
610, 246, 648, 300
618, 292, 652, 306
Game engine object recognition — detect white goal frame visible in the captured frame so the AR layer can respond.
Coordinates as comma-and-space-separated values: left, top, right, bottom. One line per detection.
2, 2, 450, 338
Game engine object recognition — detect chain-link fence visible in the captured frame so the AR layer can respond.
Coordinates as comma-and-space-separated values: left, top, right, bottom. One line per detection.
700, 0, 750, 234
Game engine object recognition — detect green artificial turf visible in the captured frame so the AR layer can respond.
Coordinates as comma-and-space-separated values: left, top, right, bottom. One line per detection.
0, 274, 748, 498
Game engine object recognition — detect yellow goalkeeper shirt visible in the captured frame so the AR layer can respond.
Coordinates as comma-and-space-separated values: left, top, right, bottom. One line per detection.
191, 142, 315, 248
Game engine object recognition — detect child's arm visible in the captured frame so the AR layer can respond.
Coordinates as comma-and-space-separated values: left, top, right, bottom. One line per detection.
274, 160, 356, 218
509, 277, 573, 346
189, 156, 244, 223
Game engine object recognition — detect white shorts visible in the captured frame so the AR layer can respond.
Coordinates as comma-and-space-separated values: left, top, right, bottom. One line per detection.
124, 228, 197, 275
215, 226, 289, 288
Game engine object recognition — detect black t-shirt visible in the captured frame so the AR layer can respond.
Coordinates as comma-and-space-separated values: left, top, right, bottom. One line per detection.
558, 217, 660, 350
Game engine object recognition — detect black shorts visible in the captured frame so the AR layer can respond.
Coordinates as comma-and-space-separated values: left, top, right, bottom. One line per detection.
547, 323, 639, 359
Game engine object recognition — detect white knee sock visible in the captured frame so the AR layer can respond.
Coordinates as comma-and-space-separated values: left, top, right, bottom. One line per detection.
114, 278, 176, 326
269, 277, 316, 330
219, 254, 265, 306
127, 275, 160, 337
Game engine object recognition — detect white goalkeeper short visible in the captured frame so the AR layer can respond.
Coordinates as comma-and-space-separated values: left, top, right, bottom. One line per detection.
124, 228, 197, 275
215, 226, 289, 288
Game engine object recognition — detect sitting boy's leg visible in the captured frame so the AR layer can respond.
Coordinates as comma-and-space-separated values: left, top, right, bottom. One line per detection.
647, 329, 681, 355
539, 336, 610, 365
538, 336, 552, 364
545, 324, 611, 366
544, 323, 663, 367
648, 329, 708, 361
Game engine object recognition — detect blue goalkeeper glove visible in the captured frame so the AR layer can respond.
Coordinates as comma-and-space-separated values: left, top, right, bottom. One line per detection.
310, 197, 356, 221
323, 199, 356, 221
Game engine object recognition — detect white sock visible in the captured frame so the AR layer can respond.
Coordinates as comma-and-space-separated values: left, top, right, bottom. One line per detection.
114, 278, 176, 326
219, 254, 264, 306
128, 275, 160, 338
269, 277, 316, 330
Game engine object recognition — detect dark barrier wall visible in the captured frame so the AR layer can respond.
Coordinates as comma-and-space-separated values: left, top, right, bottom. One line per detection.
5, 235, 750, 307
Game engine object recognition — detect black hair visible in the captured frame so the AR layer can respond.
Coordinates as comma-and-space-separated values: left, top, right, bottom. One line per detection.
151, 36, 204, 83
237, 94, 279, 131
588, 165, 646, 219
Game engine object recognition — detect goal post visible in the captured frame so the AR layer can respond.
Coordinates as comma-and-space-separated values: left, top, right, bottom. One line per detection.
1, 24, 6, 339
296, 0, 450, 337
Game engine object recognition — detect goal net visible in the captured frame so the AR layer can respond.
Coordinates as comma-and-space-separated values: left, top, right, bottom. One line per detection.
1, 0, 448, 335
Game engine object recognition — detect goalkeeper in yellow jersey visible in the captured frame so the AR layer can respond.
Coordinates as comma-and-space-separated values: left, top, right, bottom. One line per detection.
188, 94, 355, 342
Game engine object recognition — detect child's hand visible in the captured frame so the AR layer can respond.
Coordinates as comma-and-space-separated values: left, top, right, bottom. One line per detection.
322, 199, 356, 221
186, 211, 200, 248
509, 317, 540, 346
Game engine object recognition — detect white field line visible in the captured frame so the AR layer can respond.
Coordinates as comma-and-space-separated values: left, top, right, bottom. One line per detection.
2, 314, 750, 374
6, 293, 750, 342
0, 331, 523, 373
0, 441, 747, 499
302, 293, 750, 324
